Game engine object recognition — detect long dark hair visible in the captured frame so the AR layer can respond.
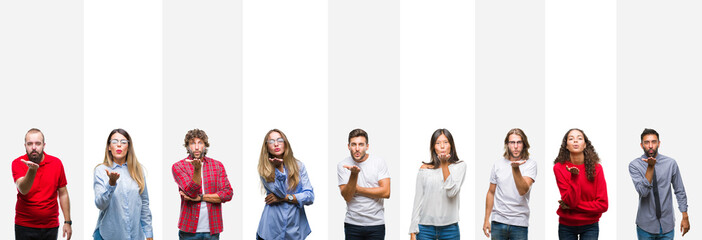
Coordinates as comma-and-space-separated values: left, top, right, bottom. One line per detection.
553, 128, 600, 181
423, 128, 460, 168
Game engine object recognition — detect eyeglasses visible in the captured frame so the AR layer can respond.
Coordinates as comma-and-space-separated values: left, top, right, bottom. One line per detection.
267, 138, 285, 145
110, 139, 129, 145
508, 141, 523, 146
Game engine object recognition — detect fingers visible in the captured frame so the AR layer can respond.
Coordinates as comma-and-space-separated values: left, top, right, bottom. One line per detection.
179, 191, 195, 201
483, 225, 491, 237
343, 165, 352, 170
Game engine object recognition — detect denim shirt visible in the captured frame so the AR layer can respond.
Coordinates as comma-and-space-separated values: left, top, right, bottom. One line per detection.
257, 161, 314, 240
94, 162, 153, 239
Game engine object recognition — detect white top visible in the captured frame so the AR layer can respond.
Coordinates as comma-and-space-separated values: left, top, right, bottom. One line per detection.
337, 155, 391, 226
489, 158, 537, 227
196, 167, 210, 232
409, 161, 467, 234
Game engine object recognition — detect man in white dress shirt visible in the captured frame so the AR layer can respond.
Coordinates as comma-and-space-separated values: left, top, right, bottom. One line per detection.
482, 128, 537, 240
338, 129, 391, 240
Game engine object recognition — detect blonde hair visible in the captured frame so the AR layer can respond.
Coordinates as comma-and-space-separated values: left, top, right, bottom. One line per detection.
257, 129, 300, 192
98, 129, 146, 194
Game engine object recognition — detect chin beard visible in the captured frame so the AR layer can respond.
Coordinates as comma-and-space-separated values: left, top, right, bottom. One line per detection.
28, 152, 43, 164
188, 150, 207, 159
646, 149, 658, 158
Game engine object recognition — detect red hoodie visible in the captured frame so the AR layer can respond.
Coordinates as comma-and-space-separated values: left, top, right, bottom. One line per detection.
554, 162, 608, 226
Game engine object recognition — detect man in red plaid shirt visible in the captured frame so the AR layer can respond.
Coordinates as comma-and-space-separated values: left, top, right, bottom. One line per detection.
172, 129, 233, 239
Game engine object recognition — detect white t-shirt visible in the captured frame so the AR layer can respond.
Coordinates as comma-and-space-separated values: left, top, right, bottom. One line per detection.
196, 167, 210, 232
337, 155, 391, 226
489, 158, 537, 227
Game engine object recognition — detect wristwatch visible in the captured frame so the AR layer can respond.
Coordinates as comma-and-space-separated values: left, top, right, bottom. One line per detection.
64, 220, 72, 225
198, 194, 204, 202
287, 194, 294, 202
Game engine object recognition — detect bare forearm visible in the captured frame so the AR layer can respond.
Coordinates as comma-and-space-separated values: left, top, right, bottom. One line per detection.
484, 191, 494, 224
59, 190, 71, 221
341, 174, 359, 202
511, 168, 530, 196
192, 171, 201, 185
203, 194, 221, 203
17, 170, 38, 194
357, 186, 390, 199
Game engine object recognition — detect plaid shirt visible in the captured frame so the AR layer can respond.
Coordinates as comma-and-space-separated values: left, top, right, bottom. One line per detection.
172, 156, 233, 234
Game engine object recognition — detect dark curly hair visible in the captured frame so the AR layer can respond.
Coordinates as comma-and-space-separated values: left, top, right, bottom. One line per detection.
183, 129, 210, 154
553, 128, 600, 181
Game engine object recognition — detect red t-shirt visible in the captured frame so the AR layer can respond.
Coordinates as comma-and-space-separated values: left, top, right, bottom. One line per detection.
11, 152, 67, 228
554, 162, 609, 226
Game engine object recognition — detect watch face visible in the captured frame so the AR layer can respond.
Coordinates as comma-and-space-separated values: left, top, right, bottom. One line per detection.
288, 195, 293, 200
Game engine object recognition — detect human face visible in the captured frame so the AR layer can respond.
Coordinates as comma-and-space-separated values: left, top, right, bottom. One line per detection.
434, 134, 451, 156
507, 134, 524, 160
109, 132, 129, 162
348, 136, 369, 162
188, 137, 207, 159
25, 132, 45, 164
267, 131, 285, 158
566, 130, 586, 154
641, 134, 660, 158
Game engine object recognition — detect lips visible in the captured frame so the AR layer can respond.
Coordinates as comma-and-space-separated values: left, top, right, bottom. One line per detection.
275, 148, 281, 152
116, 150, 123, 154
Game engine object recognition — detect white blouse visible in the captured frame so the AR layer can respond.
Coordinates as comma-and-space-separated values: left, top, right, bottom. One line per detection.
409, 161, 467, 234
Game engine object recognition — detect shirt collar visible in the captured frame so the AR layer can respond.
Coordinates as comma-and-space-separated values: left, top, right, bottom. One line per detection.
110, 161, 128, 169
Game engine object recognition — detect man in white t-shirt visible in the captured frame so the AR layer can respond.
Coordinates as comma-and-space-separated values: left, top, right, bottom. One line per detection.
482, 128, 537, 240
338, 128, 391, 240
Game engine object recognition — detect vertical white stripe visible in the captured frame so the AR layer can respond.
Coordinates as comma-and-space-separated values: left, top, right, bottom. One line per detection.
545, 0, 616, 239
84, 0, 163, 239
400, 0, 475, 237
242, 0, 328, 239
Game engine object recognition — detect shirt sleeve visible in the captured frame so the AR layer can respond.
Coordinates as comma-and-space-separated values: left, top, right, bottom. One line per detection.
489, 162, 497, 184
12, 158, 27, 182
215, 162, 234, 203
378, 158, 391, 180
57, 160, 68, 188
293, 161, 314, 208
575, 164, 608, 214
172, 160, 202, 198
261, 168, 289, 198
554, 163, 581, 208
629, 160, 652, 198
671, 161, 688, 212
140, 172, 154, 238
337, 162, 350, 186
443, 162, 466, 198
524, 159, 537, 182
409, 170, 424, 234
94, 166, 116, 210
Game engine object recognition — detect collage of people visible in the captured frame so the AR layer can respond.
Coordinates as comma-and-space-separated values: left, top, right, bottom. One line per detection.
7, 126, 692, 240
3, 1, 701, 240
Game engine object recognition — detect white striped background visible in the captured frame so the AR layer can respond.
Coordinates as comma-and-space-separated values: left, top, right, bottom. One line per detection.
1, 1, 700, 240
